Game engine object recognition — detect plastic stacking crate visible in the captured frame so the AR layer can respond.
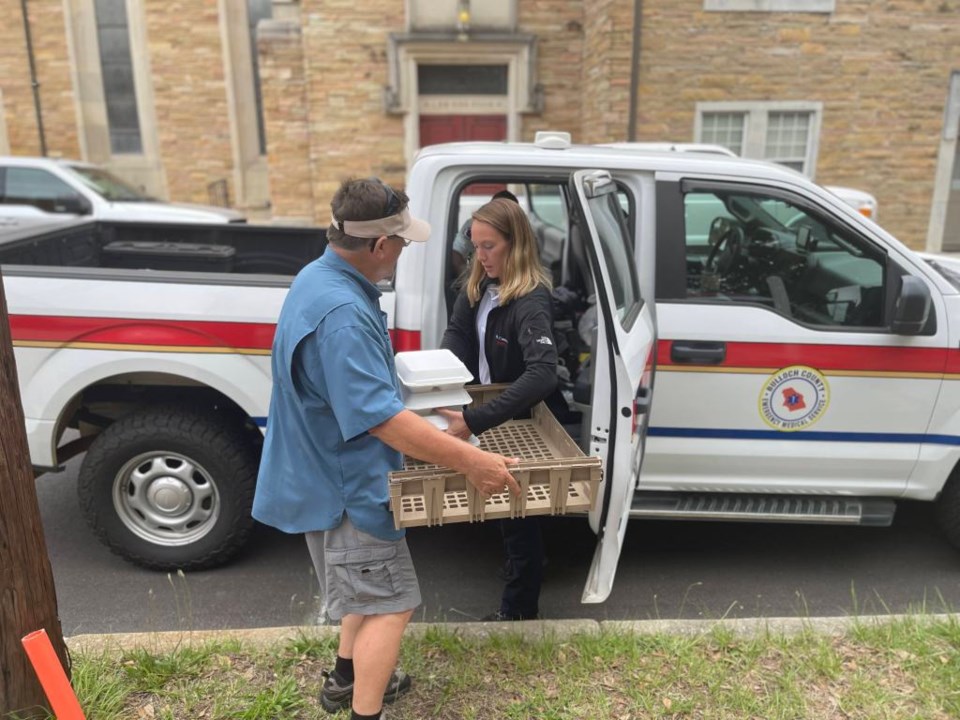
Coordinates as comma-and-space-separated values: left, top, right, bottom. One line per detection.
388, 384, 602, 529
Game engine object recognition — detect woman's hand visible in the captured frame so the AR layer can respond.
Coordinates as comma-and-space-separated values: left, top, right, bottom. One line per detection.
435, 408, 472, 440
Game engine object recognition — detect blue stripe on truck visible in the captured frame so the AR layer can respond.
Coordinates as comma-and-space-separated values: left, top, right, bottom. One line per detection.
647, 427, 960, 445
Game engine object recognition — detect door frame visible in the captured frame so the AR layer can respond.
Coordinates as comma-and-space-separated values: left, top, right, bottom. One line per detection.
384, 34, 542, 169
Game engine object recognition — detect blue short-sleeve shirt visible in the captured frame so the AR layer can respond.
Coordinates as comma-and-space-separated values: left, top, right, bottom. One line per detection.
252, 250, 406, 541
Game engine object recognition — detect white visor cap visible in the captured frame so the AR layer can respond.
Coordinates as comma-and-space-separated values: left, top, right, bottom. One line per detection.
334, 208, 431, 243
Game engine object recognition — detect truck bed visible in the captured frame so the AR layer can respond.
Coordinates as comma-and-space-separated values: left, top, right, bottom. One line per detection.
0, 219, 326, 276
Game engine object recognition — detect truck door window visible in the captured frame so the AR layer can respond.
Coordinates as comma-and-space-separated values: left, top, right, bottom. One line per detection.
587, 192, 641, 326
3, 168, 82, 213
527, 183, 566, 229
524, 183, 567, 286
682, 188, 887, 328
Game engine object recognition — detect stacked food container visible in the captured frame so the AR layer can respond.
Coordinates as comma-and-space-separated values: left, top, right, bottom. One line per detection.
394, 349, 478, 444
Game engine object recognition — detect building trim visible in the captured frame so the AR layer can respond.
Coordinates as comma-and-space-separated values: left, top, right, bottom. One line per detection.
704, 0, 835, 11
418, 95, 509, 114
926, 71, 960, 253
62, 0, 164, 196
218, 0, 270, 210
385, 32, 541, 169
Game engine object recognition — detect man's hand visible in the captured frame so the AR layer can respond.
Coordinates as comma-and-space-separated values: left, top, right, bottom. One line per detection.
465, 451, 521, 498
371, 410, 521, 497
435, 408, 471, 440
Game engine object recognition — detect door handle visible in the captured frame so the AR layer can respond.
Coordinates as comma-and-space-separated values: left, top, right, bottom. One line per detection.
670, 341, 726, 364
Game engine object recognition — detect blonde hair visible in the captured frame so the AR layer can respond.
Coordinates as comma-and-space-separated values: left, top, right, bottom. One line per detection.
465, 198, 551, 306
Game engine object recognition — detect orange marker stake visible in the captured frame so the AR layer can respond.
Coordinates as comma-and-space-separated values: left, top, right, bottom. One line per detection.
21, 629, 86, 720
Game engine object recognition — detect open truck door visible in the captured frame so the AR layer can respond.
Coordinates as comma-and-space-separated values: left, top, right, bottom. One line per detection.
570, 169, 656, 603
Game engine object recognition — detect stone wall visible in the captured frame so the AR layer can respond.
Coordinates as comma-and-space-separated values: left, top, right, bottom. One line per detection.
258, 19, 315, 223
636, 0, 960, 247
518, 0, 585, 142
0, 0, 79, 157
0, 0, 957, 244
145, 0, 234, 205
579, 0, 634, 144
297, 0, 408, 221
25, 0, 81, 158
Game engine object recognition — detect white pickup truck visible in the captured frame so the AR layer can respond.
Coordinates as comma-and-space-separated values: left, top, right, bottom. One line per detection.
0, 156, 245, 234
4, 136, 959, 604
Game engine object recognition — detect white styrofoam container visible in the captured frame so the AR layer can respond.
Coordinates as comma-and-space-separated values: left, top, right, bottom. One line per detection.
402, 386, 473, 412
395, 349, 473, 392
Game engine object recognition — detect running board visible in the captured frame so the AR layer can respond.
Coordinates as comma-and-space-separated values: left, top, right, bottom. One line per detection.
631, 492, 896, 527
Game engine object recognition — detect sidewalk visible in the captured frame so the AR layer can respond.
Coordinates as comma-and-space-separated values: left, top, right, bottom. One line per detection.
65, 612, 957, 655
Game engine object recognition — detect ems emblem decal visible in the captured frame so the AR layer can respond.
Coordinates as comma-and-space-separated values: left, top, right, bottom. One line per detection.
758, 365, 830, 432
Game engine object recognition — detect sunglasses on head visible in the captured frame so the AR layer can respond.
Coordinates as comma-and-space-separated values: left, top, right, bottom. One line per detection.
367, 180, 406, 251
383, 184, 401, 217
369, 234, 411, 252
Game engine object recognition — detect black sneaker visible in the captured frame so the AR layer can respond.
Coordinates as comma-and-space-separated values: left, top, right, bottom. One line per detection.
319, 668, 412, 713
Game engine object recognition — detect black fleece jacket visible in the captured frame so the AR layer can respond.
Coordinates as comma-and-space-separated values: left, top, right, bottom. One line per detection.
441, 280, 558, 436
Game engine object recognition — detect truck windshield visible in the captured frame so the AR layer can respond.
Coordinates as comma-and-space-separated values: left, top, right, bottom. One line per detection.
67, 165, 156, 202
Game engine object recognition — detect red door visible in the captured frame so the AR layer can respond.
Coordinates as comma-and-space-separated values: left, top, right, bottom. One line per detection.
419, 114, 506, 147
420, 115, 507, 195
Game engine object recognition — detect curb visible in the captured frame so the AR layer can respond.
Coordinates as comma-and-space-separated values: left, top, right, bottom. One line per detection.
65, 613, 959, 656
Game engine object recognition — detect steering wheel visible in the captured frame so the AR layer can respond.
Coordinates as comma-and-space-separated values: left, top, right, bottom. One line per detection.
704, 216, 745, 276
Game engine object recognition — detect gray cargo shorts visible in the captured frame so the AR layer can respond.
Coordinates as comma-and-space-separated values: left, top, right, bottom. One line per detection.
305, 515, 421, 622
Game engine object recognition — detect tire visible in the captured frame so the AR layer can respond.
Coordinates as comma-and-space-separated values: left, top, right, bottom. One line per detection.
937, 466, 960, 552
77, 405, 259, 570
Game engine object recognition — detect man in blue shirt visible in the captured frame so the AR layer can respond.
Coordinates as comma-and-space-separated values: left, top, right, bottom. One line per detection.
254, 177, 520, 720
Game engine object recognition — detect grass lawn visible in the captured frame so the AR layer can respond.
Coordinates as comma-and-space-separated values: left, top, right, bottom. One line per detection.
12, 616, 960, 719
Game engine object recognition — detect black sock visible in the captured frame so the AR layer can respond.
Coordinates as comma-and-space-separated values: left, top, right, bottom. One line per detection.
350, 711, 381, 720
335, 655, 355, 683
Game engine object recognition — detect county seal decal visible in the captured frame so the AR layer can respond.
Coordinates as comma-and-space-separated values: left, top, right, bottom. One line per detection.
758, 365, 830, 431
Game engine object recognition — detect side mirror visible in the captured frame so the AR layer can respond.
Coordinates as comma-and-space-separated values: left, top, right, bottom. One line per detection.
52, 194, 92, 215
891, 275, 932, 335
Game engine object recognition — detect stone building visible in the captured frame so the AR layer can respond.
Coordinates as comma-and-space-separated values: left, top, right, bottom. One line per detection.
1, 0, 959, 249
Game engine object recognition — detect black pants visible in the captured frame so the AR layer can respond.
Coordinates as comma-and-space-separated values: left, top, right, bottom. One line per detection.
499, 516, 543, 619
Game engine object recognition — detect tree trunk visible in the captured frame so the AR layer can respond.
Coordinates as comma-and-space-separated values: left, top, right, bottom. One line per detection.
0, 266, 68, 717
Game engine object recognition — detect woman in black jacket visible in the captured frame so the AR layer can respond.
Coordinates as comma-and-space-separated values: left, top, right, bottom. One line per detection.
438, 196, 558, 621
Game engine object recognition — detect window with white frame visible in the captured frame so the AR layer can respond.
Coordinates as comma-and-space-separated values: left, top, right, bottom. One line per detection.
696, 101, 823, 177
94, 0, 142, 154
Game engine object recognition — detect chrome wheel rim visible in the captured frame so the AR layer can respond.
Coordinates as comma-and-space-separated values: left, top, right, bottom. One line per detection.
112, 451, 220, 547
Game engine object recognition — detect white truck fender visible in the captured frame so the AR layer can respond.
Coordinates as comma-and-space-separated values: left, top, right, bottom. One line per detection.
18, 348, 270, 466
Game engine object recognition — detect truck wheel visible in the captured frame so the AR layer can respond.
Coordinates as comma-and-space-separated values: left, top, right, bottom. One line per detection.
936, 466, 960, 551
77, 405, 258, 570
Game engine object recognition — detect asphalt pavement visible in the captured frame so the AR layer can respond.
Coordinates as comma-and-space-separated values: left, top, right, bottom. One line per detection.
36, 457, 960, 639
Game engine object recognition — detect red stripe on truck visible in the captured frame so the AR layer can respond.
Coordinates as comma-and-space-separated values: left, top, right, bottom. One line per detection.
10, 314, 423, 355
9, 314, 276, 351
658, 339, 950, 376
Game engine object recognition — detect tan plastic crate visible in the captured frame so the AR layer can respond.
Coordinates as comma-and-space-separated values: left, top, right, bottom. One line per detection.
388, 384, 602, 529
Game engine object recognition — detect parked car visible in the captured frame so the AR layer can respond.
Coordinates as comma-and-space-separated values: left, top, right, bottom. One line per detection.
0, 156, 245, 234
601, 141, 879, 220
